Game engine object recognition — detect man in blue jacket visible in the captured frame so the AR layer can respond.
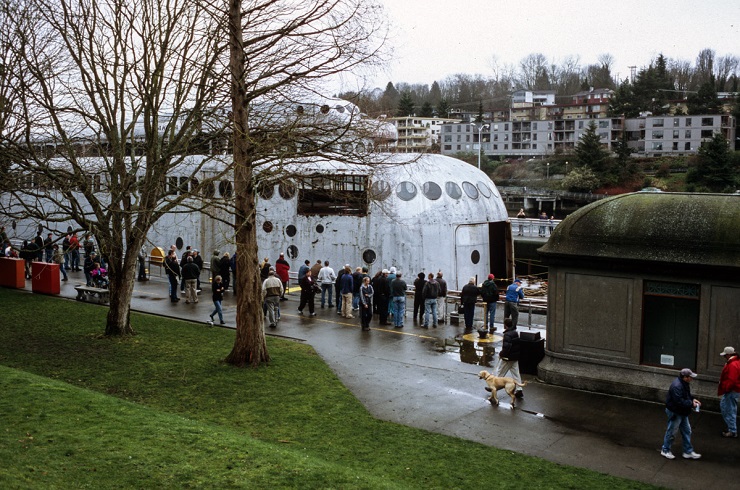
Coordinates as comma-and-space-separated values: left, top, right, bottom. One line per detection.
661, 368, 702, 460
504, 278, 524, 328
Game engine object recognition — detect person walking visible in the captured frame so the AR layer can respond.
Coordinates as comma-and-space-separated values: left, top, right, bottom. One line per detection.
460, 277, 480, 334
297, 259, 310, 281
209, 275, 226, 325
496, 318, 524, 399
275, 253, 292, 299
52, 244, 68, 282
390, 272, 407, 328
298, 269, 318, 316
317, 260, 336, 308
340, 265, 354, 319
718, 346, 740, 438
69, 233, 80, 271
359, 276, 374, 331
661, 368, 702, 460
262, 268, 283, 328
181, 256, 200, 304
504, 278, 524, 329
422, 273, 439, 328
481, 274, 499, 333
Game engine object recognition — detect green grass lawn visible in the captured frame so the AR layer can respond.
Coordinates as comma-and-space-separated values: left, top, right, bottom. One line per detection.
0, 288, 658, 489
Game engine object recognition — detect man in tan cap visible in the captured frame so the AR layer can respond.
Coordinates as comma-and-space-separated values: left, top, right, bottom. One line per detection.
718, 346, 740, 438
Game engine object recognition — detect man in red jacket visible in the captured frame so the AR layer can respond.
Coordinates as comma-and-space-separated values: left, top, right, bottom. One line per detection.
718, 346, 740, 438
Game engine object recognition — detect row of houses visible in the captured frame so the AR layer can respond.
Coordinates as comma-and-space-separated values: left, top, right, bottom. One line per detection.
387, 89, 737, 159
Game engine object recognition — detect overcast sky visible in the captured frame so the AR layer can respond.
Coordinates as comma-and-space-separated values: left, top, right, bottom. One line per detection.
349, 0, 740, 91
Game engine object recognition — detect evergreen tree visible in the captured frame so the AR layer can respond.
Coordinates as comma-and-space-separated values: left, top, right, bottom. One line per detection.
436, 98, 451, 118
686, 77, 721, 114
575, 121, 609, 173
686, 133, 737, 192
429, 81, 442, 106
397, 91, 415, 117
379, 82, 400, 114
474, 101, 484, 123
419, 101, 434, 117
608, 79, 639, 117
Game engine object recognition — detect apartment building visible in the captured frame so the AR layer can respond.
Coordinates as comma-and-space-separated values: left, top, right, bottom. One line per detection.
441, 113, 735, 159
388, 116, 459, 153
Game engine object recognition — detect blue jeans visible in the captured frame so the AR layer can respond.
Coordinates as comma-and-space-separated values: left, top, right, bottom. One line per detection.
352, 292, 360, 310
392, 296, 405, 327
662, 409, 694, 454
424, 298, 437, 326
211, 300, 223, 322
320, 284, 333, 307
721, 391, 739, 434
59, 263, 67, 280
486, 302, 497, 329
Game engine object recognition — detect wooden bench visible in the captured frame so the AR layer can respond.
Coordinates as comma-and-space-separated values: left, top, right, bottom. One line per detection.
74, 285, 110, 304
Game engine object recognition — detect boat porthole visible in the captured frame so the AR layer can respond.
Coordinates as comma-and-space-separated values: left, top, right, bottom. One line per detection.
362, 249, 377, 265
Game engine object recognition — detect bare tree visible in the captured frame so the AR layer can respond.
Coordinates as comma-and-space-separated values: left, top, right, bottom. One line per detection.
224, 0, 389, 367
1, 0, 232, 336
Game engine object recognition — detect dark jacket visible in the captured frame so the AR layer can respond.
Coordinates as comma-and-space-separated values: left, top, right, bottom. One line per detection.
436, 276, 447, 297
192, 254, 204, 274
422, 279, 439, 299
461, 283, 480, 306
665, 376, 694, 416
181, 262, 200, 280
413, 274, 426, 300
499, 326, 521, 361
219, 256, 231, 278
340, 272, 354, 295
481, 279, 499, 303
165, 256, 180, 278
372, 274, 390, 298
211, 280, 225, 302
390, 278, 407, 297
299, 274, 317, 293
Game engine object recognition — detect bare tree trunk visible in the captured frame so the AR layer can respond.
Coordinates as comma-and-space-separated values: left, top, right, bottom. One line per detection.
225, 0, 270, 367
104, 247, 137, 336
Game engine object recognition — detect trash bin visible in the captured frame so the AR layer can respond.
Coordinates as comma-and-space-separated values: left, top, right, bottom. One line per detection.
519, 331, 545, 375
32, 262, 60, 295
0, 257, 25, 288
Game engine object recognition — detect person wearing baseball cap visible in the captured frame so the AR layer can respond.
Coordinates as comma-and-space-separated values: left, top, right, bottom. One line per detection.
481, 273, 499, 333
718, 346, 740, 438
661, 367, 702, 460
504, 278, 524, 329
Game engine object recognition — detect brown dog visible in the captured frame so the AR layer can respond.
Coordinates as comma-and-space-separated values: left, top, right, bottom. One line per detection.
478, 370, 527, 408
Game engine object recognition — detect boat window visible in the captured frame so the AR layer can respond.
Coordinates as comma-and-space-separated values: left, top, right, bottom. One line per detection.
278, 182, 296, 199
476, 182, 492, 198
462, 181, 479, 200
262, 221, 273, 233
445, 182, 462, 200
422, 181, 442, 200
285, 225, 297, 237
363, 249, 377, 265
218, 180, 233, 198
287, 245, 298, 259
370, 180, 391, 201
297, 174, 369, 216
316, 224, 324, 234
203, 182, 215, 198
257, 181, 275, 200
396, 181, 417, 201
471, 249, 480, 264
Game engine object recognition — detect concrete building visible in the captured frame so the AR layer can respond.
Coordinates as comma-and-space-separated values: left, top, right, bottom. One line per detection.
537, 192, 740, 410
388, 116, 459, 153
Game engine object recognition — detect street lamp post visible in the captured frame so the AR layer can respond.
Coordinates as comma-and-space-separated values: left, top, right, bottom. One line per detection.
475, 122, 490, 169
546, 162, 550, 180
565, 161, 568, 175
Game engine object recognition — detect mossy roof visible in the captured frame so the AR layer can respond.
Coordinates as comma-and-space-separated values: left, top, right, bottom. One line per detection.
538, 192, 740, 269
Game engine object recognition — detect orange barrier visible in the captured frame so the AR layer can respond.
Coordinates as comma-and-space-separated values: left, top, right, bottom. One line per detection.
0, 257, 25, 288
31, 262, 60, 295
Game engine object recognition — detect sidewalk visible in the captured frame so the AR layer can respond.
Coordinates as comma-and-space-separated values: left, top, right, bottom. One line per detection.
36, 270, 740, 489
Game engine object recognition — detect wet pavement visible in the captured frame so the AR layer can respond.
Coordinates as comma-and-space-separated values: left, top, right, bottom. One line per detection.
25, 270, 740, 489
